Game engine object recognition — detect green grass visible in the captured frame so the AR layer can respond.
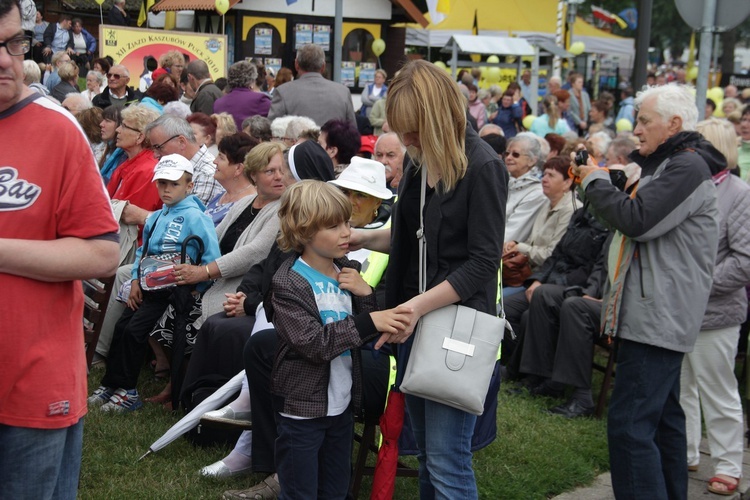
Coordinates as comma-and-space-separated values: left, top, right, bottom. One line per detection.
82, 362, 611, 500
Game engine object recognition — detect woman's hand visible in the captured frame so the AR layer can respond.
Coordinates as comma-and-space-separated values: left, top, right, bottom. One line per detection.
503, 241, 517, 254
338, 268, 372, 297
127, 280, 143, 310
223, 291, 246, 317
373, 305, 414, 349
173, 264, 206, 285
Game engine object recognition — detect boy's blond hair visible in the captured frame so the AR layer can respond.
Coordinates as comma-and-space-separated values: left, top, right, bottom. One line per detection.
277, 180, 352, 253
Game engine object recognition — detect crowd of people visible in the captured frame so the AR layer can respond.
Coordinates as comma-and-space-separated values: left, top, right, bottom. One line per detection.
3, 1, 750, 498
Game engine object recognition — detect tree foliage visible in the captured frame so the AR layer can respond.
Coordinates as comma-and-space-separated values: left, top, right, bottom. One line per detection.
579, 0, 750, 65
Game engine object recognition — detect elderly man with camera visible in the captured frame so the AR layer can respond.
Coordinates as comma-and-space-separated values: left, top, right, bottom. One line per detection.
571, 84, 721, 500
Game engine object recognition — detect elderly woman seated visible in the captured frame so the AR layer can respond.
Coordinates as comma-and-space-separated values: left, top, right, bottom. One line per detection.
145, 141, 286, 403
502, 156, 581, 296
504, 133, 547, 243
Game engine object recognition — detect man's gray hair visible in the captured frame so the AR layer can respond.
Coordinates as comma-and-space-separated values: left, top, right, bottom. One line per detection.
634, 83, 698, 132
111, 64, 129, 78
375, 132, 407, 153
227, 61, 257, 90
296, 44, 325, 73
186, 60, 211, 80
509, 132, 544, 169
63, 93, 92, 110
145, 114, 196, 143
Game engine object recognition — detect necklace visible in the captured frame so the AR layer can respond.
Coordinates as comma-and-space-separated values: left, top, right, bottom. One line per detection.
221, 183, 253, 204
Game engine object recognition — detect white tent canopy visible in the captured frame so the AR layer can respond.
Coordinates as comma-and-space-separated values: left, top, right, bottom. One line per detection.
440, 34, 535, 57
441, 34, 570, 114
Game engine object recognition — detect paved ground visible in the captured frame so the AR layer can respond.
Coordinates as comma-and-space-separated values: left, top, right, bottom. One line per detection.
554, 439, 750, 499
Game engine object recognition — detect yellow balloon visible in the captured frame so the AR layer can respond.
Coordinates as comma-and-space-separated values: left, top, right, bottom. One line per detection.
95, 0, 105, 5
487, 55, 500, 64
371, 39, 386, 57
434, 61, 447, 70
707, 86, 724, 104
687, 66, 698, 81
487, 67, 501, 83
713, 100, 725, 118
215, 0, 229, 15
616, 118, 633, 132
522, 115, 536, 130
480, 66, 488, 79
569, 41, 585, 56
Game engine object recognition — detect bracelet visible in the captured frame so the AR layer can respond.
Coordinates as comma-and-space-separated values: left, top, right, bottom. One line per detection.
205, 265, 212, 279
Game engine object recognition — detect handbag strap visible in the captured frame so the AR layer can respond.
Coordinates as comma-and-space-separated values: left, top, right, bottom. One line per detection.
417, 166, 428, 295
417, 165, 508, 320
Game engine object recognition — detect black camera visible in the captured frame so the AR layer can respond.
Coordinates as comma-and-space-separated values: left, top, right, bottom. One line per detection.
574, 149, 589, 166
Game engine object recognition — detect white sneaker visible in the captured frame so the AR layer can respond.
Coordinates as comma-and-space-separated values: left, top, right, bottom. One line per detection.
87, 386, 114, 407
100, 388, 143, 413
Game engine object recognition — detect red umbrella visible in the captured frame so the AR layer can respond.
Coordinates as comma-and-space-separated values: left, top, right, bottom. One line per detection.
370, 388, 406, 500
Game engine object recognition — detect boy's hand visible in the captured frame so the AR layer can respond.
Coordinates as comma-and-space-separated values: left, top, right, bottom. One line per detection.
127, 280, 143, 310
373, 305, 413, 350
338, 268, 372, 297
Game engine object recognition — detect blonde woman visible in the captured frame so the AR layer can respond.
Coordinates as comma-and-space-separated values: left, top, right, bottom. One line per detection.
530, 94, 570, 137
351, 60, 507, 498
210, 112, 238, 157
679, 118, 747, 496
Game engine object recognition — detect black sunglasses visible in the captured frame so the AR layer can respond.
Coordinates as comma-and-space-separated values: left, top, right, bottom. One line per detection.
106, 73, 124, 80
505, 151, 524, 159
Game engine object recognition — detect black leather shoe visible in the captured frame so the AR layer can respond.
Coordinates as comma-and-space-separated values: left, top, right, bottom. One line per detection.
547, 399, 594, 418
530, 382, 564, 399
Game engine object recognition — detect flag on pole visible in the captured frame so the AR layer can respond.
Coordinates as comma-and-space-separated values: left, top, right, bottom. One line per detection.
426, 0, 450, 25
137, 0, 155, 26
591, 6, 627, 30
472, 9, 478, 35
618, 8, 638, 30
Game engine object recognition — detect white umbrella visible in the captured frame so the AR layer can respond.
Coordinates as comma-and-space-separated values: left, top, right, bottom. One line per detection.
139, 370, 246, 460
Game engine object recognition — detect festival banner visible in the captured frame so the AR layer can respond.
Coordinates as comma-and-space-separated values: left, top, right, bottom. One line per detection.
99, 25, 228, 83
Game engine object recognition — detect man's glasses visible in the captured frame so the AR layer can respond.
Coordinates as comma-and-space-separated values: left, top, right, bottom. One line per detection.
505, 151, 524, 159
0, 36, 31, 56
107, 73, 124, 80
151, 135, 180, 152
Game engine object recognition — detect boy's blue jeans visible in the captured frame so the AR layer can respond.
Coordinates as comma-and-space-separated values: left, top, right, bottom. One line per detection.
276, 409, 353, 499
0, 419, 83, 500
405, 395, 478, 499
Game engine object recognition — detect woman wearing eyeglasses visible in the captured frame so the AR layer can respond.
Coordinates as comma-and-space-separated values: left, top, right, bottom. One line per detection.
504, 133, 547, 243
140, 142, 290, 390
106, 104, 162, 217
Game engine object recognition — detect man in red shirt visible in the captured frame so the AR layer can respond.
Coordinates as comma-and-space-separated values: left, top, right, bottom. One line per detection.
0, 1, 119, 497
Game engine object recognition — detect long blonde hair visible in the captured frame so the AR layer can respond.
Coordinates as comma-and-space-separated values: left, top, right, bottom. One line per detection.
386, 60, 468, 192
542, 94, 561, 129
